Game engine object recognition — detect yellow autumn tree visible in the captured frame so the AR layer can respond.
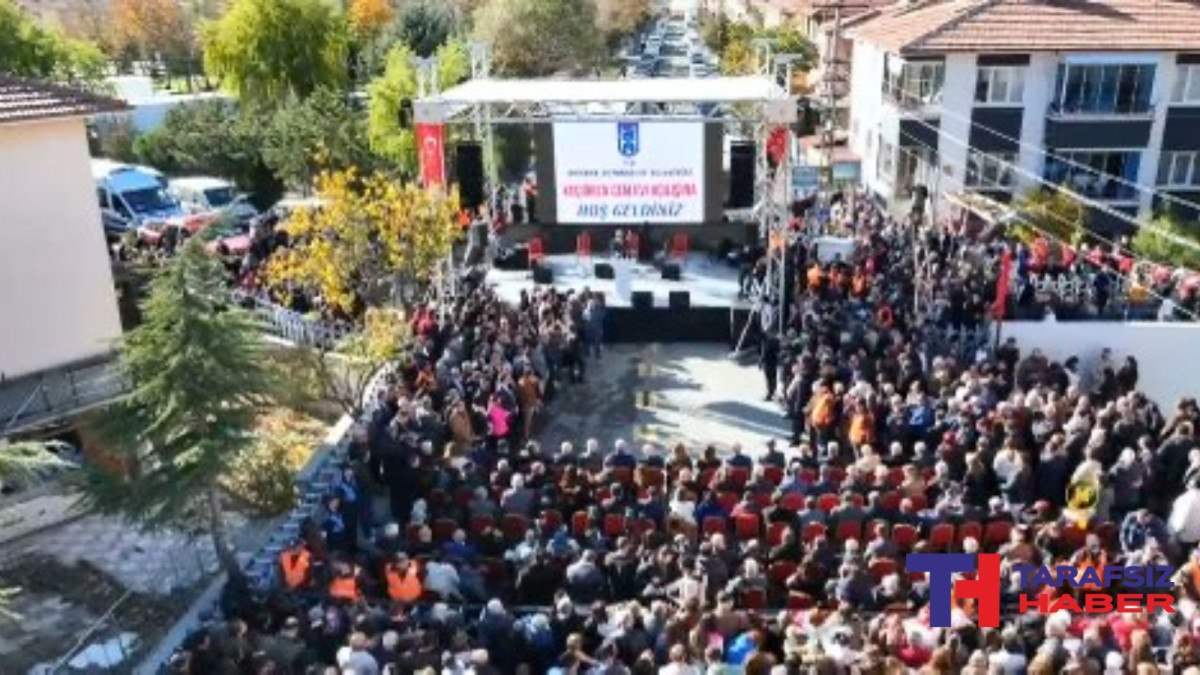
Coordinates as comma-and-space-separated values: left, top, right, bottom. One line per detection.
110, 0, 191, 60
265, 166, 461, 316
349, 0, 394, 38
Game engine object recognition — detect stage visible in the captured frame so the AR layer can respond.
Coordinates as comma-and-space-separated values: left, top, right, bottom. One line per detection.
486, 253, 757, 343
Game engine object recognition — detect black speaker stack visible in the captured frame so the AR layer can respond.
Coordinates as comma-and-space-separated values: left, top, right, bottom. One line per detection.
594, 262, 615, 279
631, 291, 653, 311
532, 264, 554, 284
669, 291, 690, 311
728, 142, 756, 208
661, 263, 681, 281
455, 143, 484, 210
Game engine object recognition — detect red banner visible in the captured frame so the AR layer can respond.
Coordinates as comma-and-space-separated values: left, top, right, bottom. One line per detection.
767, 126, 789, 165
992, 249, 1013, 320
415, 123, 445, 192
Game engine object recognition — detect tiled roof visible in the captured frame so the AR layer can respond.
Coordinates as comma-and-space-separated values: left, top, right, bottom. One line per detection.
762, 0, 893, 19
0, 76, 128, 126
849, 0, 1200, 55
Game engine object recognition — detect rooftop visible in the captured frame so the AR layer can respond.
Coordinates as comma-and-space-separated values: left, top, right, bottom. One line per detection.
848, 0, 1200, 55
0, 76, 128, 126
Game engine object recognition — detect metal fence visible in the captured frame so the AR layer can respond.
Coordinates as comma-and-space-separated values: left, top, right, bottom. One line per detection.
0, 356, 128, 437
230, 291, 356, 350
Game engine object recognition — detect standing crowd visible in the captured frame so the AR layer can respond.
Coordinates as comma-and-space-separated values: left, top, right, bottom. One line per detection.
166, 197, 1200, 675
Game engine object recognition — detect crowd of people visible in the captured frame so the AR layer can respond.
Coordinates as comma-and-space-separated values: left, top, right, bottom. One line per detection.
165, 194, 1200, 675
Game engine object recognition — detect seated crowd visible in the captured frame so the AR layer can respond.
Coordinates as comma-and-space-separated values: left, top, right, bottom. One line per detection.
168, 199, 1200, 675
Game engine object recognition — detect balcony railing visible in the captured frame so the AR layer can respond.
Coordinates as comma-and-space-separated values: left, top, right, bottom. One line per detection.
1047, 100, 1155, 119
882, 82, 942, 113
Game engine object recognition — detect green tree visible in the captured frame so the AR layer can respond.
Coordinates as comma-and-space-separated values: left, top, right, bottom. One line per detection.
1012, 188, 1086, 245
0, 0, 109, 85
79, 239, 276, 577
595, 0, 651, 48
472, 0, 603, 76
493, 125, 532, 183
397, 0, 454, 57
262, 88, 376, 191
133, 100, 284, 210
0, 441, 74, 617
367, 39, 470, 175
1132, 214, 1200, 270
202, 0, 348, 105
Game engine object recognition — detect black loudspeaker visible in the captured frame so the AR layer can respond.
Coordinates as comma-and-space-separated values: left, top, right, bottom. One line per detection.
729, 142, 756, 208
631, 291, 653, 311
669, 291, 690, 310
661, 263, 681, 281
533, 264, 554, 284
595, 262, 615, 279
455, 143, 485, 210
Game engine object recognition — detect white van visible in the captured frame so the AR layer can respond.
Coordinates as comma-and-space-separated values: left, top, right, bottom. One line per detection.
92, 159, 183, 236
169, 176, 258, 225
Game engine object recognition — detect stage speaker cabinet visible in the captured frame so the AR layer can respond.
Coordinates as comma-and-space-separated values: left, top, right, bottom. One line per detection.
532, 264, 554, 285
669, 291, 690, 311
728, 142, 756, 209
661, 263, 681, 281
455, 143, 485, 210
595, 262, 615, 280
631, 291, 653, 311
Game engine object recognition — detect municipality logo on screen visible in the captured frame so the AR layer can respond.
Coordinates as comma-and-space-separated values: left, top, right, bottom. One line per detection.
618, 122, 640, 158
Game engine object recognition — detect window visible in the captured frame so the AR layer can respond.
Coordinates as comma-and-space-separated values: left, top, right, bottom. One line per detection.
97, 188, 110, 210
1043, 150, 1141, 200
877, 137, 896, 181
1053, 63, 1155, 115
1157, 151, 1200, 187
883, 56, 944, 109
964, 151, 1017, 189
1172, 65, 1200, 104
975, 67, 1026, 105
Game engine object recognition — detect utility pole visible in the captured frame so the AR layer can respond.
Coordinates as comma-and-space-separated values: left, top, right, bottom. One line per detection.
816, 1, 849, 227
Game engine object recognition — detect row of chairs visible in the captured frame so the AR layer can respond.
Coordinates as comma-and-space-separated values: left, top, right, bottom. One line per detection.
523, 233, 693, 271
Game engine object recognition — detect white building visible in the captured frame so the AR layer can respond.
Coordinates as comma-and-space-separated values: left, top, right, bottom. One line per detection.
846, 0, 1200, 233
0, 76, 127, 431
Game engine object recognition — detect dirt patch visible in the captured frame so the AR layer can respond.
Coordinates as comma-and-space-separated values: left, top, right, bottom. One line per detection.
0, 555, 193, 673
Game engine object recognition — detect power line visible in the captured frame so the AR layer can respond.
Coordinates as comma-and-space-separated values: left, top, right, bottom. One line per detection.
934, 104, 1200, 218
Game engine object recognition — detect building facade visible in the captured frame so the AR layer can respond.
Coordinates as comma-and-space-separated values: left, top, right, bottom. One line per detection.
846, 0, 1200, 233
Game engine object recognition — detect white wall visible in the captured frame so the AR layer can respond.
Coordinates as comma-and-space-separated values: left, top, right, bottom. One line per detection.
0, 118, 123, 380
1138, 54, 1174, 218
849, 39, 889, 198
938, 53, 977, 193
999, 321, 1200, 409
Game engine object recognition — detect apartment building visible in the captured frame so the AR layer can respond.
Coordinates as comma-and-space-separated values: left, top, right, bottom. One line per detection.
845, 0, 1200, 232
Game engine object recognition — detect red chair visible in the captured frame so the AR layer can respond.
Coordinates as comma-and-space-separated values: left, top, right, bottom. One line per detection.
865, 520, 889, 540
767, 521, 790, 547
702, 516, 727, 536
787, 592, 815, 610
501, 514, 528, 541
780, 492, 805, 512
869, 557, 898, 579
908, 494, 928, 511
768, 560, 797, 584
571, 511, 590, 536
886, 467, 905, 487
880, 491, 902, 512
604, 513, 627, 538
630, 517, 657, 538
699, 468, 717, 487
639, 467, 666, 489
717, 491, 740, 511
734, 513, 761, 540
850, 493, 865, 508
817, 493, 840, 512
540, 509, 563, 534
928, 523, 955, 551
729, 467, 750, 488
802, 522, 827, 543
470, 514, 495, 536
670, 232, 689, 261
836, 519, 862, 543
891, 523, 919, 551
751, 493, 773, 510
624, 231, 640, 259
576, 232, 592, 264
611, 467, 634, 485
740, 587, 767, 610
957, 521, 983, 547
800, 468, 818, 483
984, 520, 1013, 549
528, 237, 545, 268
828, 467, 847, 484
431, 517, 457, 542
763, 466, 784, 486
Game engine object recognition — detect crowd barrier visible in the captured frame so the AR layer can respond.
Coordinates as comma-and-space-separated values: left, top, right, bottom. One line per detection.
229, 291, 355, 349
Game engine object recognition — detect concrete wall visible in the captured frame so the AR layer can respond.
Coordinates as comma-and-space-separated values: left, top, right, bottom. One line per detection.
0, 118, 123, 380
999, 321, 1200, 409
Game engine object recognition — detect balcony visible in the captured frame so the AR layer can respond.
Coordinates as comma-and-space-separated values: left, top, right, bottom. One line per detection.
1049, 62, 1157, 121
882, 82, 942, 116
882, 58, 944, 117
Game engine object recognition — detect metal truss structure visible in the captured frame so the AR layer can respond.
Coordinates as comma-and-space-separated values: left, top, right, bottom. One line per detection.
412, 44, 801, 341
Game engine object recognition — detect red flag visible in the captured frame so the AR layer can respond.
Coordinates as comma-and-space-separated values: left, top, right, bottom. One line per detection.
415, 123, 446, 192
992, 249, 1012, 320
767, 127, 788, 165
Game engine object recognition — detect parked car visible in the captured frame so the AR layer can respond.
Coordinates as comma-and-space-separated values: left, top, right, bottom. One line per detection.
93, 159, 184, 237
169, 177, 258, 225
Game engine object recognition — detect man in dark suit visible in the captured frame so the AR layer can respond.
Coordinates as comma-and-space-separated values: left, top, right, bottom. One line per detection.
760, 330, 781, 401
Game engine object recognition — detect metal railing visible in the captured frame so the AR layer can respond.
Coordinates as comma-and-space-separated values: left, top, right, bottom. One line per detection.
0, 356, 128, 436
230, 291, 355, 350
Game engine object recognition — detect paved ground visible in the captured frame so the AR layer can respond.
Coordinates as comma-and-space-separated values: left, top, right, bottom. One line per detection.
538, 343, 791, 459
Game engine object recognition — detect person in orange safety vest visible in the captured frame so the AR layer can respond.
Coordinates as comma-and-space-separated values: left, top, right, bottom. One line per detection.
279, 540, 312, 590
384, 553, 423, 603
328, 562, 362, 603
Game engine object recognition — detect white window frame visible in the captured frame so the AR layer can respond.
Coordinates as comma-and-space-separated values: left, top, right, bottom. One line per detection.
877, 136, 896, 182
1171, 64, 1200, 104
1158, 151, 1200, 187
964, 151, 1018, 189
975, 66, 1026, 105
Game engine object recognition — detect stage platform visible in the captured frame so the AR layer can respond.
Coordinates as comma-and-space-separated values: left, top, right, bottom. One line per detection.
487, 253, 756, 343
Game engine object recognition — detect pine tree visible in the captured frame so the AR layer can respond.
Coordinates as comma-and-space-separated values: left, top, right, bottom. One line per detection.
80, 238, 274, 577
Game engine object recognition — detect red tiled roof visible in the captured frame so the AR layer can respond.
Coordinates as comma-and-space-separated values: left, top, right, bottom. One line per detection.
754, 0, 892, 20
0, 75, 128, 125
849, 0, 1200, 55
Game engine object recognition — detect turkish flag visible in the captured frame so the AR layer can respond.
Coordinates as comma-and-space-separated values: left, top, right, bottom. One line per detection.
992, 249, 1013, 320
415, 123, 445, 192
767, 127, 789, 166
